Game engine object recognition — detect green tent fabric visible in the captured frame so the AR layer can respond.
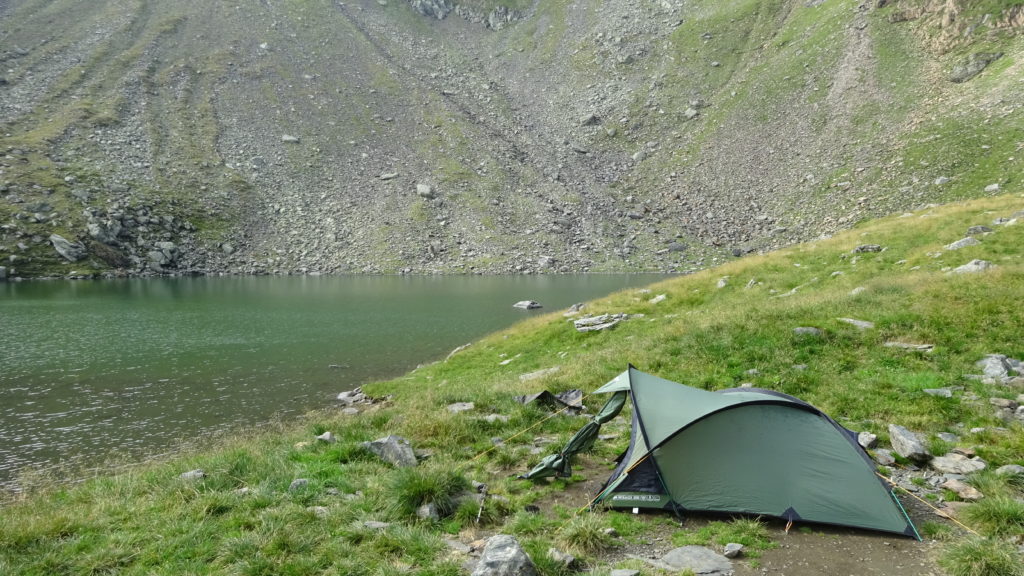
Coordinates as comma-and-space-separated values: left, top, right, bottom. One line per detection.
521, 391, 627, 479
588, 367, 919, 538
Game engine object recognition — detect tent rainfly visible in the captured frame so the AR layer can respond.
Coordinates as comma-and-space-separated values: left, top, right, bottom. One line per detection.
524, 366, 919, 538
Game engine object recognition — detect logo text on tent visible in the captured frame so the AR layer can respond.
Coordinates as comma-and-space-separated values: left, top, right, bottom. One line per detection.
611, 494, 661, 502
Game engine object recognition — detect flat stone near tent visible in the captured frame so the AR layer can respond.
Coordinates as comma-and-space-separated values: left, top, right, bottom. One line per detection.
646, 546, 732, 575
513, 300, 542, 310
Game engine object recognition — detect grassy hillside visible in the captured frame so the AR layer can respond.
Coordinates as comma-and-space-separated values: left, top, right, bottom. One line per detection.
3, 194, 1023, 575
0, 0, 1021, 277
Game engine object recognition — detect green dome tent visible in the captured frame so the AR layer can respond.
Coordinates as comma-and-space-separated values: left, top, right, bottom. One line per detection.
527, 367, 919, 538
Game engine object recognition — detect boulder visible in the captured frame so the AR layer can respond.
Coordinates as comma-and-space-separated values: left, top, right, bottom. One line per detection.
951, 259, 995, 274
361, 435, 418, 467
945, 237, 981, 251
513, 300, 542, 310
650, 546, 733, 575
967, 225, 993, 235
409, 0, 452, 19
995, 464, 1024, 477
931, 453, 986, 475
888, 424, 931, 462
858, 432, 878, 449
950, 52, 1002, 83
723, 543, 744, 559
49, 234, 87, 262
941, 478, 984, 501
471, 534, 537, 576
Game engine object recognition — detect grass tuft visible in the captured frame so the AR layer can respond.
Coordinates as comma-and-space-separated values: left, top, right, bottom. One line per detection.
938, 536, 1024, 576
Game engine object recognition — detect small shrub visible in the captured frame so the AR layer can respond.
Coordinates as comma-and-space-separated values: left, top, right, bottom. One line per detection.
556, 513, 615, 555
388, 466, 470, 519
961, 496, 1024, 537
938, 537, 1024, 576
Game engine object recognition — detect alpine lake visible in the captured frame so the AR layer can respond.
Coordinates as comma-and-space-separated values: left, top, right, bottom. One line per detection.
0, 274, 663, 490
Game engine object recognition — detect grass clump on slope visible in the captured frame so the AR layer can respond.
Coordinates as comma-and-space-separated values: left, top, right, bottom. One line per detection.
2, 195, 1024, 573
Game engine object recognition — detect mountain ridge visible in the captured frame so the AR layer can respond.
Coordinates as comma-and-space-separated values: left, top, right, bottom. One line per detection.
0, 0, 1021, 278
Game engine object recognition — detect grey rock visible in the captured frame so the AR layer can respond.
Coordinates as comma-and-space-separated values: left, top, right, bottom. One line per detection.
945, 237, 981, 251
417, 502, 440, 521
723, 542, 744, 559
416, 183, 435, 199
611, 571, 640, 576
281, 134, 300, 143
574, 313, 626, 332
362, 520, 391, 530
651, 545, 733, 575
289, 478, 310, 491
513, 300, 542, 310
888, 424, 931, 462
934, 176, 950, 185
995, 464, 1024, 477
379, 172, 399, 181
447, 402, 475, 414
179, 469, 205, 480
361, 435, 418, 467
941, 478, 984, 500
951, 259, 995, 274
858, 432, 878, 449
446, 538, 472, 554
546, 548, 575, 568
873, 449, 896, 466
409, 0, 452, 19
852, 244, 882, 253
472, 534, 537, 576
684, 107, 699, 120
884, 342, 934, 353
581, 113, 601, 126
976, 355, 1014, 380
0, 266, 6, 280
793, 327, 823, 336
937, 432, 960, 443
650, 293, 667, 303
850, 286, 867, 296
316, 431, 336, 443
49, 234, 86, 262
950, 52, 1002, 83
967, 225, 993, 235
932, 453, 986, 474
837, 317, 874, 330
923, 388, 953, 398
307, 505, 330, 518
484, 414, 510, 423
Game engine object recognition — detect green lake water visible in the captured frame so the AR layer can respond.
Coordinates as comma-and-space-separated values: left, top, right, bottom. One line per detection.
0, 274, 662, 488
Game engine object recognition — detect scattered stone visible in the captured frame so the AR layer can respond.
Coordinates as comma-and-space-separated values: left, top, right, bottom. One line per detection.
648, 546, 733, 575
937, 432, 960, 443
684, 107, 699, 120
179, 469, 205, 481
447, 402, 475, 414
976, 355, 1016, 380
934, 176, 950, 185
723, 543, 744, 559
967, 225, 993, 235
564, 303, 585, 316
923, 388, 954, 398
519, 367, 561, 382
950, 259, 995, 274
941, 478, 984, 501
884, 342, 935, 353
888, 424, 931, 462
316, 431, 337, 443
308, 506, 330, 518
935, 501, 973, 520
416, 183, 435, 199
289, 478, 310, 491
649, 293, 667, 304
793, 327, 823, 337
513, 300, 542, 310
852, 244, 883, 253
362, 520, 391, 530
611, 570, 640, 576
341, 407, 360, 416
850, 286, 867, 296
949, 52, 1003, 83
580, 113, 601, 126
281, 134, 300, 143
546, 548, 575, 568
716, 276, 729, 289
337, 388, 370, 406
447, 539, 472, 554
995, 464, 1024, 477
574, 313, 627, 332
471, 535, 538, 576
49, 234, 86, 262
873, 449, 896, 466
984, 183, 1001, 193
484, 414, 510, 423
361, 435, 418, 467
604, 527, 620, 538
379, 172, 399, 181
945, 237, 981, 251
931, 453, 986, 475
0, 266, 6, 280
417, 502, 440, 521
858, 432, 878, 449
837, 318, 874, 330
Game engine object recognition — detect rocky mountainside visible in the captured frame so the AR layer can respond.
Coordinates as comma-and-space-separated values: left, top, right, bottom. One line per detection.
0, 0, 1021, 278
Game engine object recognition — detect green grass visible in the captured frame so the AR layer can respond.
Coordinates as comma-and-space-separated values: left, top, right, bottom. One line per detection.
939, 536, 1024, 576
4, 194, 1024, 572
